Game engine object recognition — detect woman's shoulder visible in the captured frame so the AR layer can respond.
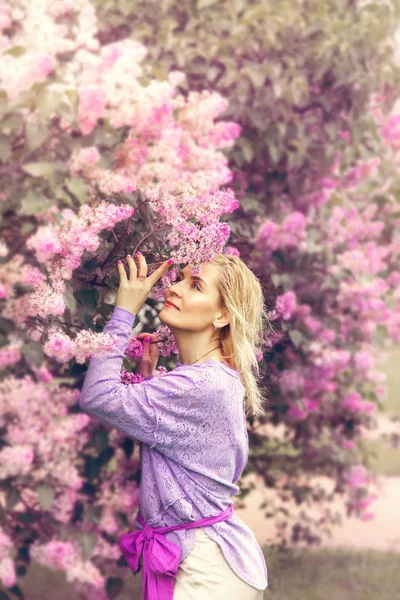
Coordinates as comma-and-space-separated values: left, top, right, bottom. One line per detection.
173, 360, 244, 389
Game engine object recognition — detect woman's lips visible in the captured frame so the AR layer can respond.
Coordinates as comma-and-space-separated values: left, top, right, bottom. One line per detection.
165, 301, 179, 310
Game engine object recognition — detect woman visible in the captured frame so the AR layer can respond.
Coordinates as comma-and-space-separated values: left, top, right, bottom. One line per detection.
79, 251, 270, 599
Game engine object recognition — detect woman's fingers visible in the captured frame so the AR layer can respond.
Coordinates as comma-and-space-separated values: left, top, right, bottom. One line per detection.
120, 252, 172, 286
125, 254, 137, 280
116, 251, 172, 315
148, 258, 174, 287
136, 332, 157, 342
135, 252, 147, 281
116, 259, 129, 283
136, 333, 158, 352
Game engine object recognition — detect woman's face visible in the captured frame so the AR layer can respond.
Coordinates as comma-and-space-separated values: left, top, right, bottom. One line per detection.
159, 263, 225, 331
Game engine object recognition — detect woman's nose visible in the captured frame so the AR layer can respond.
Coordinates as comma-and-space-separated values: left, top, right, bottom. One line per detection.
168, 281, 182, 294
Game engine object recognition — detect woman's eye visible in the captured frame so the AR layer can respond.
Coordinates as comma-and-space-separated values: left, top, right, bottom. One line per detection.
175, 277, 200, 291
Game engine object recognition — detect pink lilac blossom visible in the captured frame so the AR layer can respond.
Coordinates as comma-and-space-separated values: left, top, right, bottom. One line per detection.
275, 291, 297, 320
30, 540, 77, 571
99, 506, 119, 535
304, 398, 319, 412
0, 374, 91, 498
78, 86, 107, 135
65, 560, 105, 592
125, 337, 144, 360
279, 370, 305, 393
255, 348, 263, 362
342, 157, 380, 189
120, 369, 145, 385
0, 557, 15, 588
0, 240, 8, 257
342, 440, 356, 450
303, 316, 322, 334
0, 445, 34, 478
359, 512, 375, 521
224, 246, 241, 257
15, 202, 136, 324
264, 330, 285, 348
345, 465, 369, 488
256, 211, 307, 255
353, 350, 375, 371
154, 324, 179, 356
342, 391, 376, 415
49, 489, 79, 524
92, 537, 121, 561
287, 405, 307, 421
0, 347, 21, 369
31, 366, 53, 382
44, 327, 121, 365
26, 227, 62, 263
354, 493, 379, 511
0, 528, 13, 559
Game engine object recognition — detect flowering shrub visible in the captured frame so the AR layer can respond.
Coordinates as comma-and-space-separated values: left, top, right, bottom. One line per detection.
92, 0, 400, 549
0, 1, 240, 596
1, 0, 400, 597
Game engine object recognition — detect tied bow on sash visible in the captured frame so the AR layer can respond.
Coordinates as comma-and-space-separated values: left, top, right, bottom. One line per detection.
119, 523, 181, 600
118, 503, 234, 600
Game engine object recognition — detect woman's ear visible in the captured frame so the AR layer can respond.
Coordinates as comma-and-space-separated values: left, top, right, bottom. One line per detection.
215, 309, 230, 329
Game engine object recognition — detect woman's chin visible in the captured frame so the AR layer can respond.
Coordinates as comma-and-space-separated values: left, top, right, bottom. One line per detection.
159, 306, 180, 327
158, 306, 170, 323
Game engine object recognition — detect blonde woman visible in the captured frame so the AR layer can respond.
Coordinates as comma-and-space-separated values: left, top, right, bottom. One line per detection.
79, 252, 270, 600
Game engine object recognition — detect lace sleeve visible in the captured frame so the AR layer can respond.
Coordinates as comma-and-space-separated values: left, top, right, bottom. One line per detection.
78, 307, 220, 451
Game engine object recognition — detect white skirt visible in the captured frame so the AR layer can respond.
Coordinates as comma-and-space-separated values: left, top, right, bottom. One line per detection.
173, 528, 265, 600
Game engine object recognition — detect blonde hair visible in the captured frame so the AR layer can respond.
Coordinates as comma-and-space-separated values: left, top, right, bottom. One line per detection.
212, 254, 274, 418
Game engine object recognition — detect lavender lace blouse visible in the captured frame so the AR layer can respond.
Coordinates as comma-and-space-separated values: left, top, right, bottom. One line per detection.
79, 306, 268, 591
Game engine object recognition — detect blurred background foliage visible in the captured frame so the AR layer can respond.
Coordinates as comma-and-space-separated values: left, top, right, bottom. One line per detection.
93, 0, 400, 215
90, 1, 400, 532
2, 2, 400, 597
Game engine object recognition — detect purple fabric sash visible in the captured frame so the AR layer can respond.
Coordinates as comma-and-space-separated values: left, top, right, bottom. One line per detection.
118, 503, 234, 600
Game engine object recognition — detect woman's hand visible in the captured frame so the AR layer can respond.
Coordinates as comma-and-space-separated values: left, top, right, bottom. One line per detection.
135, 333, 160, 379
115, 252, 173, 316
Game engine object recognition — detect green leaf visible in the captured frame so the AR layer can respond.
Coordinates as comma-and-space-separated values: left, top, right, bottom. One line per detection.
0, 317, 16, 335
79, 532, 97, 561
106, 577, 124, 600
26, 121, 49, 151
238, 138, 254, 163
0, 113, 23, 134
81, 258, 100, 273
268, 143, 281, 164
242, 65, 268, 88
36, 484, 55, 510
6, 488, 20, 510
197, 0, 220, 8
20, 340, 44, 368
271, 274, 281, 286
85, 504, 103, 524
63, 281, 77, 314
59, 90, 79, 122
19, 191, 54, 215
22, 162, 54, 177
65, 177, 87, 204
76, 288, 100, 312
93, 430, 109, 453
36, 88, 63, 119
3, 46, 27, 58
8, 585, 25, 600
288, 330, 304, 347
0, 134, 11, 160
